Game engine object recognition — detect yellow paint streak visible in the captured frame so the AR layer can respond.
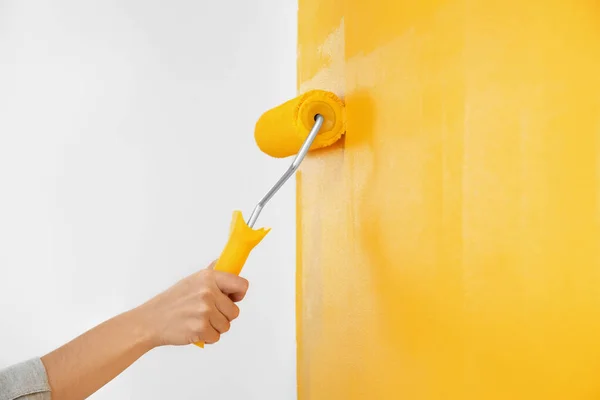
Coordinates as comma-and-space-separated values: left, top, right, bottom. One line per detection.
297, 1, 600, 399
297, 0, 345, 91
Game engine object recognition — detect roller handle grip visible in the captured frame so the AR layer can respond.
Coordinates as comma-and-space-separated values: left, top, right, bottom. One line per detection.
194, 211, 269, 348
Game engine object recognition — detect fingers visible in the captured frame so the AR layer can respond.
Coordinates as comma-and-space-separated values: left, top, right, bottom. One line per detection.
215, 291, 240, 321
227, 291, 246, 303
214, 271, 249, 302
201, 323, 221, 344
209, 309, 231, 335
185, 268, 248, 346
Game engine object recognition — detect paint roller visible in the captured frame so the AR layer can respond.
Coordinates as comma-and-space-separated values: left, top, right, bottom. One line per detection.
195, 89, 345, 348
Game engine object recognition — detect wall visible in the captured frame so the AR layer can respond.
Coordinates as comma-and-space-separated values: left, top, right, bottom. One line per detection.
297, 1, 600, 399
0, 1, 297, 399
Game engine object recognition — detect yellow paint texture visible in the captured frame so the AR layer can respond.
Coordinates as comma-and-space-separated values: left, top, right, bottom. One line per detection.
297, 1, 600, 399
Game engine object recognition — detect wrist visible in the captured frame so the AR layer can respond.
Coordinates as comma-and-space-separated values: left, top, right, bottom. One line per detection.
124, 306, 161, 351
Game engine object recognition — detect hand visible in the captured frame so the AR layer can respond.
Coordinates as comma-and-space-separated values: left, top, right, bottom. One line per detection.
136, 262, 249, 347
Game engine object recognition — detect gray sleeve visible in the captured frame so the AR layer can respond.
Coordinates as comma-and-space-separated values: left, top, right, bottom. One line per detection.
0, 358, 51, 400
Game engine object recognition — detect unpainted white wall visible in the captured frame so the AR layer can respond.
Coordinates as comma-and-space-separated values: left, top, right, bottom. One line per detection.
0, 1, 297, 399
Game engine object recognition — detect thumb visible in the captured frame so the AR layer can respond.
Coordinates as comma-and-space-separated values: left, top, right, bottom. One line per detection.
214, 271, 249, 302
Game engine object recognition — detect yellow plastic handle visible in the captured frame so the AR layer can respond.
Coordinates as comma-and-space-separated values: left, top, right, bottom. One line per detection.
194, 210, 270, 348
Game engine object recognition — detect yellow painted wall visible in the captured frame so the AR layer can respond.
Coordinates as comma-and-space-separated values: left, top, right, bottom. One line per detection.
296, 1, 600, 399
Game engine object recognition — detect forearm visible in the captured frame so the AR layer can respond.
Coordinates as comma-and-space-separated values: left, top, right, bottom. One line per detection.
41, 307, 156, 400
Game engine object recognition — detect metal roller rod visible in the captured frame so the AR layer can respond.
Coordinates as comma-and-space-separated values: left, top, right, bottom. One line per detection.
246, 114, 324, 228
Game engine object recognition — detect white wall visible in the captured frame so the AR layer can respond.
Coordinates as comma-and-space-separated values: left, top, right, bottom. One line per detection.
0, 1, 297, 399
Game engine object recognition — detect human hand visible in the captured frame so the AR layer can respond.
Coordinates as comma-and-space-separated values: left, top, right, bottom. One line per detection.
136, 262, 249, 347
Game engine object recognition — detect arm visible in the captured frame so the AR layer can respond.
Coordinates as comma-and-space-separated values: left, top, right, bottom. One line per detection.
39, 266, 248, 400
40, 308, 152, 400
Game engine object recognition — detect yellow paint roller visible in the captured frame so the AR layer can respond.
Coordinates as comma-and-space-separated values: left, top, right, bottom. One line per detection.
195, 89, 345, 348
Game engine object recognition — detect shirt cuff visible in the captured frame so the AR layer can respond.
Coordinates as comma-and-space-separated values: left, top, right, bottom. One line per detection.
0, 358, 51, 400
